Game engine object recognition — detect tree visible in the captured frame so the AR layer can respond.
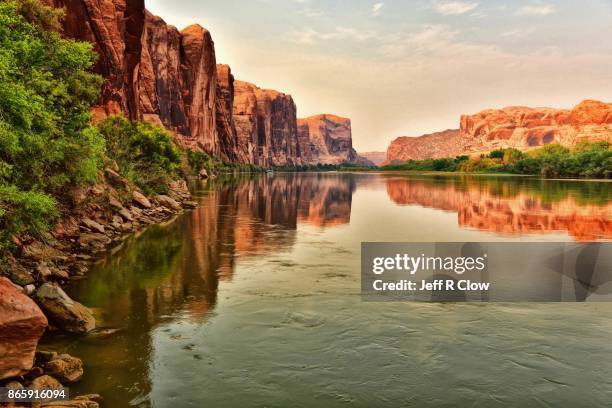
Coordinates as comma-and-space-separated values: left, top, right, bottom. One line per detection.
0, 0, 104, 250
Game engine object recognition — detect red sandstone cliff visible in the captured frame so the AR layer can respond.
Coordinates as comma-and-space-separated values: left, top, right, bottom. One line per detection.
231, 80, 301, 166
43, 0, 145, 120
138, 12, 218, 153
45, 0, 364, 167
460, 100, 612, 150
385, 100, 612, 164
384, 129, 462, 164
297, 114, 373, 166
215, 64, 237, 162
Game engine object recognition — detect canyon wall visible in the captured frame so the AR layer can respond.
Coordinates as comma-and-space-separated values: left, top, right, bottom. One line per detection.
297, 115, 373, 166
43, 0, 145, 120
45, 0, 365, 167
385, 129, 463, 164
138, 11, 218, 153
385, 100, 612, 164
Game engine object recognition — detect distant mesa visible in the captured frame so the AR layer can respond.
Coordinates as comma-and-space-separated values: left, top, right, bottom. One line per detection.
360, 152, 387, 166
43, 0, 368, 168
384, 100, 612, 164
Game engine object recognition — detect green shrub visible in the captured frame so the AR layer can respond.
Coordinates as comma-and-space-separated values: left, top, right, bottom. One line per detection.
187, 150, 216, 175
97, 116, 182, 194
0, 0, 104, 252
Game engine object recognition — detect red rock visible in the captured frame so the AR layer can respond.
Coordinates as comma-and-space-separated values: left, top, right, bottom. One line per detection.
216, 64, 237, 162
138, 13, 218, 155
43, 0, 145, 119
232, 80, 259, 164
386, 100, 612, 163
459, 100, 612, 151
232, 80, 301, 166
297, 114, 371, 165
0, 277, 48, 381
132, 191, 152, 209
178, 24, 218, 153
384, 129, 462, 164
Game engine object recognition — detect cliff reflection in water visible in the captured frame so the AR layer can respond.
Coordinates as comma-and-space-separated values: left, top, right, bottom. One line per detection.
386, 175, 612, 241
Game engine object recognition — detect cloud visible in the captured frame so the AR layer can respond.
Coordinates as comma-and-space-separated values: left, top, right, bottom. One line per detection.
372, 2, 384, 16
501, 27, 536, 38
291, 27, 378, 44
516, 3, 555, 16
298, 8, 325, 18
434, 1, 479, 15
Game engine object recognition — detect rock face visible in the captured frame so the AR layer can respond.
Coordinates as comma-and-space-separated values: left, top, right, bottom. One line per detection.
138, 12, 218, 153
233, 80, 260, 164
232, 81, 301, 166
43, 0, 145, 120
384, 129, 462, 164
460, 99, 612, 150
216, 64, 237, 162
0, 277, 48, 380
385, 100, 612, 164
47, 0, 365, 167
297, 114, 372, 165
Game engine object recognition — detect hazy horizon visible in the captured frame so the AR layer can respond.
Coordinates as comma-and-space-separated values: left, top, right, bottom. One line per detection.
146, 0, 612, 152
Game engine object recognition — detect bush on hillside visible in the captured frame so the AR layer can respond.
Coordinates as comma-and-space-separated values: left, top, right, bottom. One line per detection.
96, 116, 182, 194
0, 0, 104, 251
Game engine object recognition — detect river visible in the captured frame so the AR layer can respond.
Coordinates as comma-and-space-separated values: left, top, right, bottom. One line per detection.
42, 173, 612, 407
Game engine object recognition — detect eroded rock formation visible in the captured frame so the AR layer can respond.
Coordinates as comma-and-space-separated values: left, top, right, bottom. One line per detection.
384, 129, 462, 164
385, 100, 612, 164
46, 0, 364, 166
43, 0, 145, 120
297, 114, 372, 165
460, 100, 612, 150
232, 81, 301, 166
216, 64, 237, 162
138, 12, 218, 153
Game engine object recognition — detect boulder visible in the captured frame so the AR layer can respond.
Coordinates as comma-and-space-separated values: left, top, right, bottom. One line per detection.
198, 168, 209, 179
4, 256, 34, 286
44, 354, 84, 383
132, 191, 152, 209
0, 277, 48, 380
81, 219, 105, 234
35, 284, 95, 334
155, 195, 181, 211
104, 169, 129, 189
78, 233, 111, 251
118, 208, 134, 222
30, 374, 62, 390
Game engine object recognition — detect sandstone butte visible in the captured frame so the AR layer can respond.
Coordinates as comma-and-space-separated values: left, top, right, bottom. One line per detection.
384, 100, 612, 165
42, 0, 369, 167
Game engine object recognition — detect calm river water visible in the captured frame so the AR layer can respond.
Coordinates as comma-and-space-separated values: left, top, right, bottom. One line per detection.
43, 173, 612, 407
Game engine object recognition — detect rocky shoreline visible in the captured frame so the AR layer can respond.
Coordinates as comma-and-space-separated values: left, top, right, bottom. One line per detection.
0, 166, 200, 407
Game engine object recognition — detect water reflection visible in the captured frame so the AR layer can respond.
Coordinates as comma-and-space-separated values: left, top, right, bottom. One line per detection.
41, 173, 612, 406
385, 175, 612, 241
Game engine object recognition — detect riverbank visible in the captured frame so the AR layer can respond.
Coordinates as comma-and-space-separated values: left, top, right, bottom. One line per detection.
0, 166, 200, 406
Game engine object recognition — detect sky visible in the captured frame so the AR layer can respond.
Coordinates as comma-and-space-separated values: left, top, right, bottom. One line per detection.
146, 0, 612, 152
